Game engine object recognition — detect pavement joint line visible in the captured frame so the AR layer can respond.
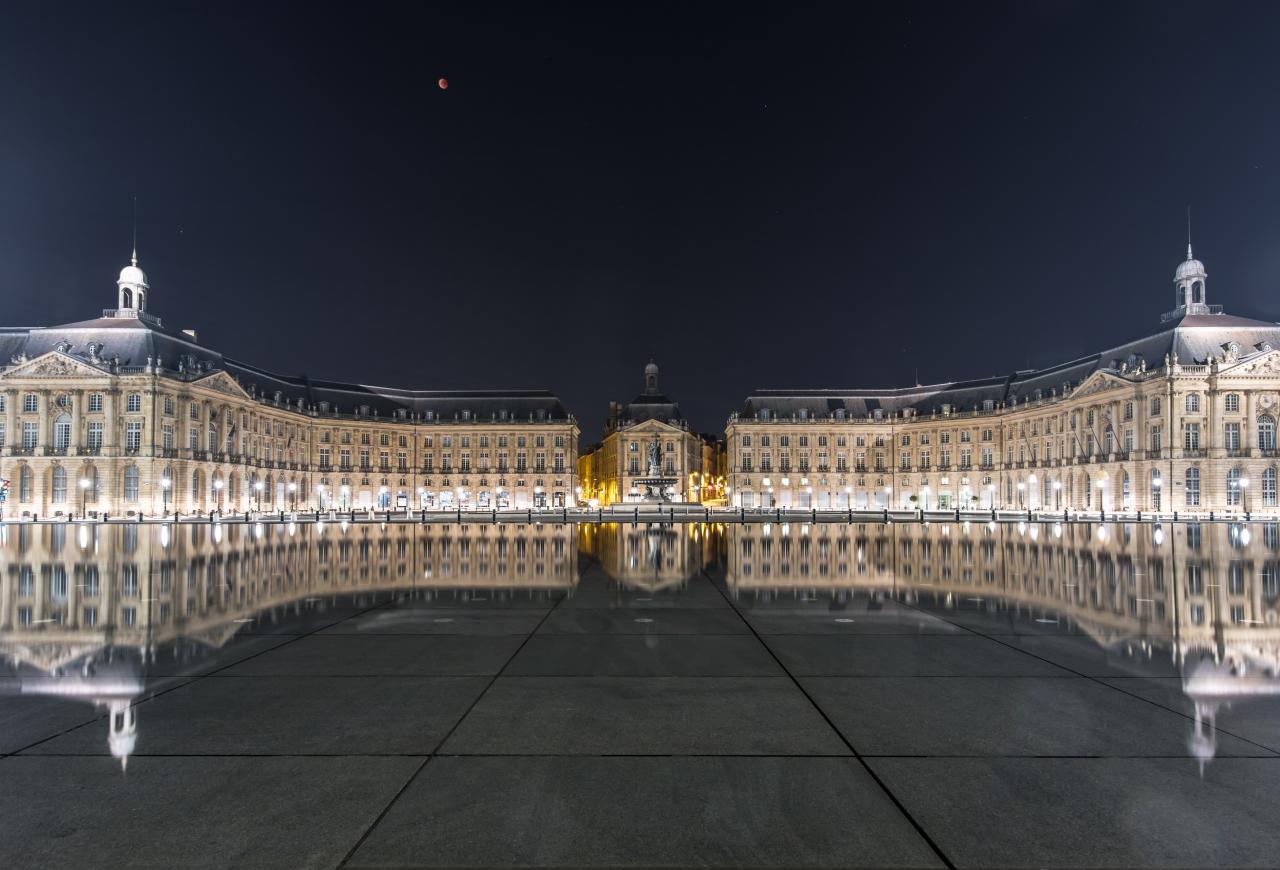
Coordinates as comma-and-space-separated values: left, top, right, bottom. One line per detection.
701, 568, 958, 870
896, 598, 1280, 757
333, 565, 571, 870
3, 593, 406, 758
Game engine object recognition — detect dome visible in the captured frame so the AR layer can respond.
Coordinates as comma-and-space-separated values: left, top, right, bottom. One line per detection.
118, 263, 149, 287
1175, 245, 1206, 282
644, 361, 659, 376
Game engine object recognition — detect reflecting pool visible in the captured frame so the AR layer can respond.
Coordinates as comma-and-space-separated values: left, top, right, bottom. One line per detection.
4, 519, 1280, 868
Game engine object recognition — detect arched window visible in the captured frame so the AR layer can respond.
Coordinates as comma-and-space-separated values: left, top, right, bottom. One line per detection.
19, 465, 32, 502
51, 466, 66, 503
53, 414, 71, 451
191, 470, 202, 503
123, 466, 139, 502
1264, 468, 1277, 508
1121, 471, 1131, 510
121, 287, 132, 308
1186, 394, 1201, 413
1193, 281, 1203, 303
1260, 415, 1277, 452
1185, 467, 1201, 507
1177, 285, 1186, 308
86, 465, 99, 502
1227, 467, 1242, 506
1084, 474, 1092, 508
1151, 469, 1162, 511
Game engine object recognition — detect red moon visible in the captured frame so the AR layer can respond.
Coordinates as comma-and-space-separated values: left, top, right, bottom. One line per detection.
438, 78, 448, 90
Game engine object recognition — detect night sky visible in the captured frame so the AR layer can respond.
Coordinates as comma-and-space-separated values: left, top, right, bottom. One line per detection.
3, 2, 1280, 442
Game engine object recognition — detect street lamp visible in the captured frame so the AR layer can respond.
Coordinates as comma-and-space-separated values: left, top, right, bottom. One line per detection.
1240, 476, 1251, 513
253, 479, 264, 511
1027, 473, 1037, 510
213, 478, 224, 514
78, 477, 91, 519
339, 484, 349, 511
1151, 474, 1163, 512
288, 481, 297, 510
1052, 479, 1062, 511
987, 483, 996, 510
160, 476, 171, 515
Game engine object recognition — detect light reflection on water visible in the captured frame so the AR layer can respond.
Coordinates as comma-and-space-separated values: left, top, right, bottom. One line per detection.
2, 519, 1279, 772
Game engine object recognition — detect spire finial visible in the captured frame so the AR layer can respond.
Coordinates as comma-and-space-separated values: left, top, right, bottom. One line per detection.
1186, 205, 1193, 260
131, 196, 138, 267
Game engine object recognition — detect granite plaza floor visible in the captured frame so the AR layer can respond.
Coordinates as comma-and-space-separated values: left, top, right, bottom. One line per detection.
4, 520, 1280, 868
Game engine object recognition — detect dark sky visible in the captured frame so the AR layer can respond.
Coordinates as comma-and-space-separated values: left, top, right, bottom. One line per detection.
3, 2, 1280, 441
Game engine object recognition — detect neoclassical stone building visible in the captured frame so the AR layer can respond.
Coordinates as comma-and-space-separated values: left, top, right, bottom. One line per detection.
0, 254, 578, 517
577, 362, 723, 505
727, 245, 1280, 514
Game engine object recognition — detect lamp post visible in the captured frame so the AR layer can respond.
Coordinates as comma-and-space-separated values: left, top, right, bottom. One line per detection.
213, 478, 224, 514
1151, 474, 1162, 512
1240, 476, 1251, 513
987, 483, 996, 510
288, 481, 297, 511
1016, 480, 1025, 509
1096, 478, 1106, 514
253, 479, 264, 512
316, 484, 327, 511
160, 476, 171, 515
1052, 479, 1062, 511
339, 484, 349, 511
78, 477, 91, 519
1027, 473, 1037, 511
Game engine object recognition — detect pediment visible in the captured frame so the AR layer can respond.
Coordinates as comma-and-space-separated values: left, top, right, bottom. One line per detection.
1071, 371, 1126, 399
0, 351, 106, 380
191, 371, 251, 399
1219, 349, 1280, 378
623, 418, 684, 433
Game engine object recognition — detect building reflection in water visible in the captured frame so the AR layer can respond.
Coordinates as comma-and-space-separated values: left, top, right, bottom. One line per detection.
0, 520, 578, 770
579, 522, 720, 592
724, 519, 1280, 768
5, 518, 1280, 772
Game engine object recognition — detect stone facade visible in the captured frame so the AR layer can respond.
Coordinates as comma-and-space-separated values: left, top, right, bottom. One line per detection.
0, 258, 578, 518
726, 247, 1280, 514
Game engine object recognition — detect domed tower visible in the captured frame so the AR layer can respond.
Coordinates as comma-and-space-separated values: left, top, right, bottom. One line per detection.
643, 360, 660, 396
1175, 242, 1208, 314
117, 248, 149, 315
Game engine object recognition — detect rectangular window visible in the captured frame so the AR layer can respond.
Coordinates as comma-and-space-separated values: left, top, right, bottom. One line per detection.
126, 394, 141, 413
125, 422, 142, 451
1225, 422, 1240, 451
1184, 423, 1200, 450
23, 394, 37, 412
90, 394, 103, 412
22, 421, 37, 449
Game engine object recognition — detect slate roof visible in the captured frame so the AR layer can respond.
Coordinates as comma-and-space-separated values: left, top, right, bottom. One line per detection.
0, 312, 573, 423
741, 308, 1280, 419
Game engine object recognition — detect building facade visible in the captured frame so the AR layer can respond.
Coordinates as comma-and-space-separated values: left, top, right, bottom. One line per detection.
0, 255, 578, 518
727, 245, 1280, 514
577, 362, 723, 505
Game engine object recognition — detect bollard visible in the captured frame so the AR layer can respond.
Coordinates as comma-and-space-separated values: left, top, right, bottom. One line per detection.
492, 510, 497, 524
598, 507, 603, 524
954, 508, 960, 521
812, 508, 816, 524
848, 508, 853, 524
882, 508, 889, 525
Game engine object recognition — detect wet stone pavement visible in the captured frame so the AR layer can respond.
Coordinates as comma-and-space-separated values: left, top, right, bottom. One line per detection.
4, 519, 1280, 868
